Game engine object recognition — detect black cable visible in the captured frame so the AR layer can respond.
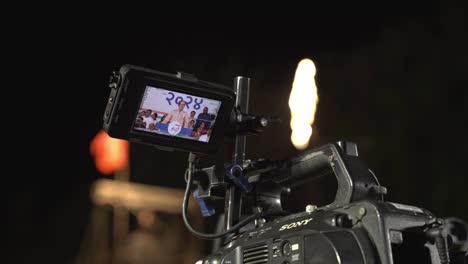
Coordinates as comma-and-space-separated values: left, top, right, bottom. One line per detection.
368, 169, 386, 201
182, 152, 284, 240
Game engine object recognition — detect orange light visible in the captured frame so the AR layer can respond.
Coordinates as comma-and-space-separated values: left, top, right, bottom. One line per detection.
90, 129, 129, 175
288, 58, 319, 150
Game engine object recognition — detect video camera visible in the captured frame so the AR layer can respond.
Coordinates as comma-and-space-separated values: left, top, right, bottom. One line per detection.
103, 64, 467, 263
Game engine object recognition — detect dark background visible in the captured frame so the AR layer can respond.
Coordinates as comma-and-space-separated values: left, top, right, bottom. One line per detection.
10, 2, 468, 263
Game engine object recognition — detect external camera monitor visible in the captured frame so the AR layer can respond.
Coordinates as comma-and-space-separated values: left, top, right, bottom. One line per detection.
103, 65, 235, 153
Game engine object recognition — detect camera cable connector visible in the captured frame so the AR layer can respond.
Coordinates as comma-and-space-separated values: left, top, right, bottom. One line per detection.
193, 189, 216, 217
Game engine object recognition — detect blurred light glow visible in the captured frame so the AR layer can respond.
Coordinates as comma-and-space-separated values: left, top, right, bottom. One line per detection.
91, 179, 194, 213
90, 129, 129, 175
288, 58, 319, 150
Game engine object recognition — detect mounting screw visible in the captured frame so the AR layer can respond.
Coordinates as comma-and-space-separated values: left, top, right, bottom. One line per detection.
256, 218, 266, 227
306, 205, 317, 213
358, 207, 367, 217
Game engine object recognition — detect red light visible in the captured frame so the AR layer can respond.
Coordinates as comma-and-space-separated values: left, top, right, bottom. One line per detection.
90, 130, 129, 175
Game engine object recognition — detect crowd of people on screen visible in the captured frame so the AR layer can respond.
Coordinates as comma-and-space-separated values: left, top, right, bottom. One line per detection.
134, 100, 215, 142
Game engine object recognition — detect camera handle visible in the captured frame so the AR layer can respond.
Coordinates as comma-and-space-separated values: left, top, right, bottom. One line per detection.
224, 76, 250, 230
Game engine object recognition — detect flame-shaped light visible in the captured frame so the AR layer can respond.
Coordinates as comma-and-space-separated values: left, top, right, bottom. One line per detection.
288, 58, 319, 150
90, 129, 129, 175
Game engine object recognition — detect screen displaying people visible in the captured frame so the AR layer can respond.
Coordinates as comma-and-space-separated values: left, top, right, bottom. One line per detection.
133, 86, 222, 143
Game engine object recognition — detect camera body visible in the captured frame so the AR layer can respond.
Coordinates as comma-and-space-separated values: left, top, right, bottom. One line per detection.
103, 64, 235, 153
197, 142, 461, 264
202, 200, 440, 264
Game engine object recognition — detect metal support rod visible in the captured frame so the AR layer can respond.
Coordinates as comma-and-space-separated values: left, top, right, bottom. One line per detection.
224, 76, 250, 230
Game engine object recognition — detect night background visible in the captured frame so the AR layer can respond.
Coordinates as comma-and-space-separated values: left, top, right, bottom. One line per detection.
10, 2, 467, 263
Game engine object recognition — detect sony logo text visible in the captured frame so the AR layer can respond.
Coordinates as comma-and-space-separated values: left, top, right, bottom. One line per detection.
279, 218, 313, 231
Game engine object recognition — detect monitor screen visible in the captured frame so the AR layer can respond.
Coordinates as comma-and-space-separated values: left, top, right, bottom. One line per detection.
133, 85, 222, 143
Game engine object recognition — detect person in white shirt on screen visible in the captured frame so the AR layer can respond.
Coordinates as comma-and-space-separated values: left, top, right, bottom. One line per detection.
184, 110, 196, 128
161, 100, 188, 126
198, 128, 212, 142
187, 119, 195, 129
151, 112, 158, 122
148, 122, 157, 131
142, 109, 155, 129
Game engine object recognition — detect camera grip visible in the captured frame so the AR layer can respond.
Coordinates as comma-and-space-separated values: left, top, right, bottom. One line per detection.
277, 143, 383, 209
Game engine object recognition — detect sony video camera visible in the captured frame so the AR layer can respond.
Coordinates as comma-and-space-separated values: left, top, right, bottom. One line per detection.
103, 64, 467, 264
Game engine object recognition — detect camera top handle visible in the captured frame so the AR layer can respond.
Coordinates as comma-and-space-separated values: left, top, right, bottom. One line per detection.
253, 142, 387, 210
